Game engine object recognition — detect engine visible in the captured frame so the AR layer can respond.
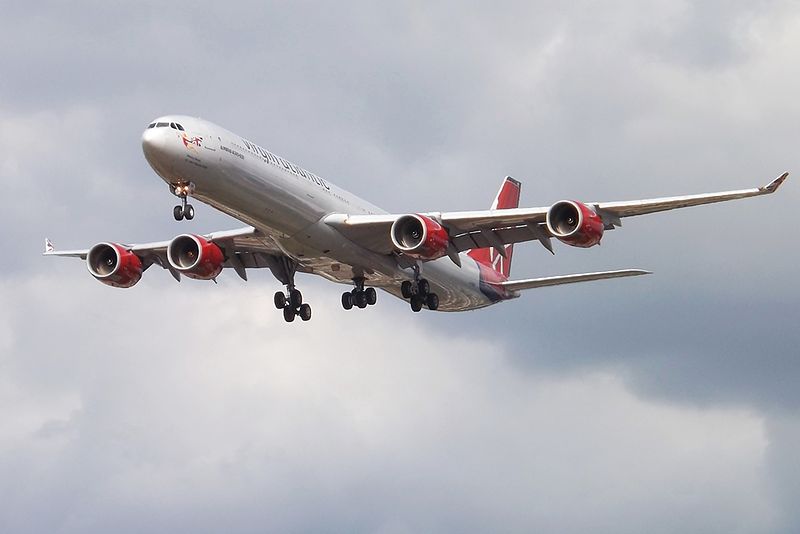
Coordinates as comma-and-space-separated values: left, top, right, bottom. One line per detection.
546, 200, 604, 248
86, 243, 143, 288
390, 214, 450, 260
167, 234, 225, 280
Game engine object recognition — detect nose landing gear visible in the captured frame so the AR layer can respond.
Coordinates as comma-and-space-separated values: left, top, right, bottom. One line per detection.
341, 277, 377, 311
171, 183, 195, 221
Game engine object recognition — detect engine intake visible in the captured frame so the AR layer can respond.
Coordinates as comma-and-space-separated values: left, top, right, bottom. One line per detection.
546, 200, 604, 248
86, 243, 143, 288
390, 214, 450, 260
167, 234, 225, 280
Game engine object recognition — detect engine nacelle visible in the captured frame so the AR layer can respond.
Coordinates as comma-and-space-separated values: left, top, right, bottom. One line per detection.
546, 200, 604, 248
167, 234, 225, 280
86, 242, 143, 288
390, 214, 450, 260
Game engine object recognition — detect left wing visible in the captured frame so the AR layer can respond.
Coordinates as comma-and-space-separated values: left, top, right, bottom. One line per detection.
326, 172, 789, 257
44, 227, 286, 281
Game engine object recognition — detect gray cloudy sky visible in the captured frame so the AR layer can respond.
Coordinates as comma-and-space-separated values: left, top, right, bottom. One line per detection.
1, 1, 799, 532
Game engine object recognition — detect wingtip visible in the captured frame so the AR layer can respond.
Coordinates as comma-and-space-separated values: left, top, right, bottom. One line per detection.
761, 172, 789, 193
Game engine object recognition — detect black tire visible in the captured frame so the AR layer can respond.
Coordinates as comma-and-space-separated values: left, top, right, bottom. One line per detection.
290, 289, 303, 308
283, 305, 295, 322
355, 291, 368, 309
418, 278, 430, 296
365, 287, 377, 305
184, 204, 195, 220
299, 303, 312, 321
410, 295, 424, 312
173, 205, 184, 221
341, 292, 353, 310
426, 292, 439, 311
401, 281, 413, 299
274, 291, 286, 309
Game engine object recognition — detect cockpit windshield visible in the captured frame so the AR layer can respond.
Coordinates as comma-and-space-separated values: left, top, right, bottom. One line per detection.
147, 121, 185, 130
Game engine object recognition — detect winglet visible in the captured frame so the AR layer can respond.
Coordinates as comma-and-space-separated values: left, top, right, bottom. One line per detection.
44, 238, 54, 254
761, 172, 789, 193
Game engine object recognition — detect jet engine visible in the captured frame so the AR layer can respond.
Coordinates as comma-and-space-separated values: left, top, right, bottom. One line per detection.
167, 234, 225, 280
86, 242, 143, 288
546, 200, 604, 248
390, 214, 450, 260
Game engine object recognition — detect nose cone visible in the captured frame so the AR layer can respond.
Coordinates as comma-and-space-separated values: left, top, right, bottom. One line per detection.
141, 127, 165, 163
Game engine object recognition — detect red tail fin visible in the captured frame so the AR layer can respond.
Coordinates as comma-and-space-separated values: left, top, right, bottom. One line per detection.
467, 176, 521, 278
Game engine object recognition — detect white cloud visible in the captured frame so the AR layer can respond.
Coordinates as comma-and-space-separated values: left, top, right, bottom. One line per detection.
0, 276, 779, 532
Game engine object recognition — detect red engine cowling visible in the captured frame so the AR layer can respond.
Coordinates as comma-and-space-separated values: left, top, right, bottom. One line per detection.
167, 234, 225, 280
86, 242, 143, 288
546, 200, 604, 248
390, 214, 450, 260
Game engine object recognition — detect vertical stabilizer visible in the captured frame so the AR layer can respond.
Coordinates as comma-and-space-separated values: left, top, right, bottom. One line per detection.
467, 176, 521, 278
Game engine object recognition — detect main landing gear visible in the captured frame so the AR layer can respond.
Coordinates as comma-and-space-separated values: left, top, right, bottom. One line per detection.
274, 288, 312, 322
401, 268, 439, 312
272, 258, 311, 322
341, 277, 377, 311
171, 183, 195, 221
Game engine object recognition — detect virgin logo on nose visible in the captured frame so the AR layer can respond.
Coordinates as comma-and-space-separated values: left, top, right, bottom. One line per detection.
181, 133, 203, 149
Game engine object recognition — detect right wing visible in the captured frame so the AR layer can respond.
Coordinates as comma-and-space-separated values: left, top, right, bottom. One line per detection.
326, 172, 789, 257
501, 269, 651, 292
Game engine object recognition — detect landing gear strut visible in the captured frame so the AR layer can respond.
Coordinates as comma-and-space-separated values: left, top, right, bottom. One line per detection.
341, 277, 377, 311
171, 183, 195, 221
403, 265, 439, 312
273, 258, 312, 322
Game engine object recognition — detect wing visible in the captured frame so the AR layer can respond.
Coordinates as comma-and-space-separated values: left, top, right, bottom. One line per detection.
326, 172, 789, 257
44, 227, 286, 281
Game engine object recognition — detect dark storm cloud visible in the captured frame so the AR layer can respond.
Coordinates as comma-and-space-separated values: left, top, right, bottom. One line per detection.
1, 1, 800, 532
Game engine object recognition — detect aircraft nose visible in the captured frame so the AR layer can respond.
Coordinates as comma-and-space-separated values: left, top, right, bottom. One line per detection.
141, 127, 165, 160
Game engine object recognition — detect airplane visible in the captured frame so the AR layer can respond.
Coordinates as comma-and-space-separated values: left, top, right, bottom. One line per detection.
44, 115, 789, 322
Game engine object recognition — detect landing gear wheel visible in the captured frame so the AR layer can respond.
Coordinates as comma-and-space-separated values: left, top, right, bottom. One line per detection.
298, 303, 312, 321
365, 287, 377, 305
283, 305, 296, 322
401, 281, 413, 299
173, 205, 184, 221
418, 278, 430, 296
289, 289, 303, 308
342, 292, 353, 310
355, 291, 368, 309
426, 293, 439, 311
274, 291, 286, 309
184, 204, 195, 220
410, 295, 424, 312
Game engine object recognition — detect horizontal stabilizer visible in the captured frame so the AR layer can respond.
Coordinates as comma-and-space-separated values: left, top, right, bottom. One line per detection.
501, 269, 651, 291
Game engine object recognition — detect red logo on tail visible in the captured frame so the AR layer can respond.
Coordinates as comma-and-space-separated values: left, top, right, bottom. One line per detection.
467, 177, 521, 278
